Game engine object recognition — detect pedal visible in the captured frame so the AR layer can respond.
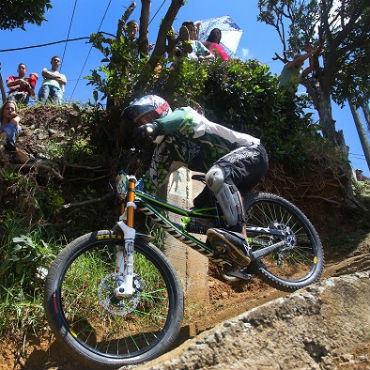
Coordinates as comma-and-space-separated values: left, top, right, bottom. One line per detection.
224, 267, 254, 281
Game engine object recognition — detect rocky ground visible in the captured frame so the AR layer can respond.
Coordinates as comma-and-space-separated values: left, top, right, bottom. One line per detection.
0, 238, 368, 370
0, 106, 369, 370
131, 270, 370, 370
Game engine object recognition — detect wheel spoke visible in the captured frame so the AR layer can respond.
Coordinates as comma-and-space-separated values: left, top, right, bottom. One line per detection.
60, 241, 171, 357
245, 194, 324, 290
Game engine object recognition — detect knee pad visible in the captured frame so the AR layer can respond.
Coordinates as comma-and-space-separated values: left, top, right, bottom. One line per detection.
205, 167, 243, 227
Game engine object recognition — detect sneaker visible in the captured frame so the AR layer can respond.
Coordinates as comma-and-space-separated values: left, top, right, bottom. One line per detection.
207, 228, 251, 265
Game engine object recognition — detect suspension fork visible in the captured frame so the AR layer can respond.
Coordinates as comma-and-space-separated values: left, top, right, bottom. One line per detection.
115, 176, 137, 297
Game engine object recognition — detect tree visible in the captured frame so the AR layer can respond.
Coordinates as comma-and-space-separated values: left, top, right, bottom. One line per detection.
363, 102, 370, 133
0, 0, 52, 30
88, 0, 186, 111
258, 0, 370, 146
348, 101, 370, 171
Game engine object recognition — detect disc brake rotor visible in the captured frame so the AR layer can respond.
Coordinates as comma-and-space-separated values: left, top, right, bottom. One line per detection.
98, 273, 142, 316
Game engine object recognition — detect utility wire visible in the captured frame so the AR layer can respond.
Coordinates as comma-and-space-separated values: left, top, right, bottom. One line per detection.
349, 152, 366, 158
0, 33, 115, 53
70, 0, 112, 99
149, 0, 166, 25
61, 0, 78, 71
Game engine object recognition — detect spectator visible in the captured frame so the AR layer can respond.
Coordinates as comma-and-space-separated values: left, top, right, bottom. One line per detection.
0, 100, 29, 163
278, 46, 320, 93
303, 44, 320, 78
6, 63, 38, 105
355, 169, 368, 182
38, 56, 67, 105
179, 21, 213, 61
125, 20, 153, 55
203, 28, 230, 61
126, 20, 139, 40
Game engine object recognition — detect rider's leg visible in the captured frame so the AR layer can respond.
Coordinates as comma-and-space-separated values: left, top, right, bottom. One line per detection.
205, 166, 245, 233
205, 145, 269, 260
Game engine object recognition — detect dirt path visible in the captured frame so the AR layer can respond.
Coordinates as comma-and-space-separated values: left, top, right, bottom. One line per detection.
1, 241, 369, 370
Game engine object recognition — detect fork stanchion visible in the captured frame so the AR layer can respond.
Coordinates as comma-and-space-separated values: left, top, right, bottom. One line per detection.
126, 178, 136, 227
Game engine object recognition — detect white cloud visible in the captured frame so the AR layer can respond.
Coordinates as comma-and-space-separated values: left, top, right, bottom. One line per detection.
241, 48, 249, 59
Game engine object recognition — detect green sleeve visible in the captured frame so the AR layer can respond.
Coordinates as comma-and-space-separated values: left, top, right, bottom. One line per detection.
154, 107, 193, 135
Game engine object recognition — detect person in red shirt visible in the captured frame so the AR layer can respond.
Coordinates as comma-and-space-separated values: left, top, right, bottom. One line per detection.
6, 63, 38, 105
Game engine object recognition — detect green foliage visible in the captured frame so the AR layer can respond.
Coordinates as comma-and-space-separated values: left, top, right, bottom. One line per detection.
353, 178, 370, 199
86, 32, 148, 107
0, 285, 44, 338
0, 213, 58, 288
257, 0, 370, 111
87, 31, 321, 165
198, 58, 316, 163
35, 188, 64, 220
0, 211, 60, 335
157, 59, 209, 107
0, 0, 51, 30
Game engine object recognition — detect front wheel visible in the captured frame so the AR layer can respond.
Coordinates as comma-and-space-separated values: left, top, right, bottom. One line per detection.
44, 230, 183, 369
244, 193, 324, 291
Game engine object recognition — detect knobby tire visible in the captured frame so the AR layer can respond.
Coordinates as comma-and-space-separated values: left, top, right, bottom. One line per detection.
44, 230, 184, 370
244, 193, 324, 291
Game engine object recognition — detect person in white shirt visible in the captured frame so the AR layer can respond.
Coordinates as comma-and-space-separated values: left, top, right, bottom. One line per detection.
38, 56, 67, 105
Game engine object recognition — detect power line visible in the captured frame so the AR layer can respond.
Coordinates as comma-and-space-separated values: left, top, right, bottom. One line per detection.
349, 152, 366, 158
149, 0, 166, 25
61, 0, 78, 71
0, 33, 115, 53
71, 0, 112, 99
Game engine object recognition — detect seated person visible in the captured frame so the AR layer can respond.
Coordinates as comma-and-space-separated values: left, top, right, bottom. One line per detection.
0, 100, 29, 163
126, 19, 153, 55
179, 21, 214, 61
6, 63, 38, 105
203, 28, 230, 61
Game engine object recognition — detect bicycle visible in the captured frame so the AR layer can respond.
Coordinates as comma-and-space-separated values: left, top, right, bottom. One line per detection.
44, 169, 324, 369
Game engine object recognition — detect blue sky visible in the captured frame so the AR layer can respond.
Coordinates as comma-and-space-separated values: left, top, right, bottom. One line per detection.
0, 0, 368, 176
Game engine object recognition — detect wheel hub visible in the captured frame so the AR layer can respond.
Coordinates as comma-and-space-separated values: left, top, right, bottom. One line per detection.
98, 273, 143, 316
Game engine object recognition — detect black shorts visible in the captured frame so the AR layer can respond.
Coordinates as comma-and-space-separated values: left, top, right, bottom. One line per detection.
213, 144, 269, 195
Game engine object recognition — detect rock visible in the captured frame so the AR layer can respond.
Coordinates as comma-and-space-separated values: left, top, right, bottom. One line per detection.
126, 271, 370, 370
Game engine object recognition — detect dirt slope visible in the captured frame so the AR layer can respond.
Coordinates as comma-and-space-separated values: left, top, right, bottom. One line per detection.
0, 106, 369, 370
0, 237, 368, 370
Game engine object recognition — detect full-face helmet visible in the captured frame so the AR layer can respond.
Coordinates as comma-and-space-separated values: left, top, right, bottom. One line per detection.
122, 95, 172, 125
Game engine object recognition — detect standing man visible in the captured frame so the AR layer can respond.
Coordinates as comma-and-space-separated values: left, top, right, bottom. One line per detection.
6, 63, 38, 105
38, 56, 67, 105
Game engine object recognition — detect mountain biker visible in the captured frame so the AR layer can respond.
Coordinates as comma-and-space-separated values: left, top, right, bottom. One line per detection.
122, 95, 269, 263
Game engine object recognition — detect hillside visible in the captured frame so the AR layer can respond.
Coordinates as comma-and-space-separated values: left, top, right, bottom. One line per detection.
0, 105, 369, 370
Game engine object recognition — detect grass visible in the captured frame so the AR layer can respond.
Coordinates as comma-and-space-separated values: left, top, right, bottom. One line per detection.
0, 211, 62, 341
60, 242, 170, 343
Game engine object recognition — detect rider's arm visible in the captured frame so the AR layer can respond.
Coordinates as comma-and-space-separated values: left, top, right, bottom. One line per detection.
154, 107, 193, 135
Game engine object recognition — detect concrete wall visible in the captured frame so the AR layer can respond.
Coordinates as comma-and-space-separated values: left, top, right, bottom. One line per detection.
163, 167, 209, 304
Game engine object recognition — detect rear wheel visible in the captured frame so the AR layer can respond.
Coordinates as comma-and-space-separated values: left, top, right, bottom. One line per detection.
44, 230, 183, 369
244, 193, 324, 291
